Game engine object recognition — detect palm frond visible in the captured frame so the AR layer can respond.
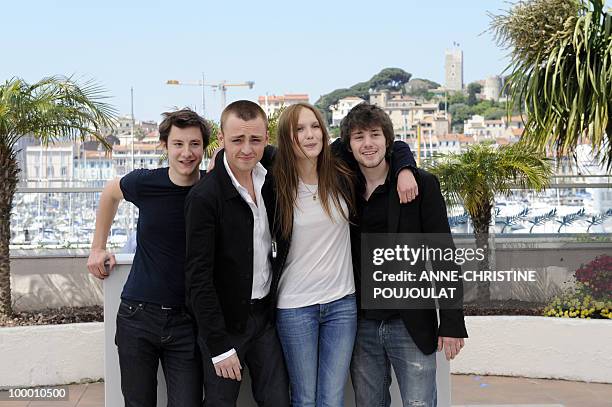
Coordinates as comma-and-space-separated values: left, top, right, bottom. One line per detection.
0, 76, 117, 151
425, 143, 552, 234
489, 0, 612, 169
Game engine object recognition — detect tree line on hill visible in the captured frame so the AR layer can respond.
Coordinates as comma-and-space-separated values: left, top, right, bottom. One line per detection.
314, 67, 518, 132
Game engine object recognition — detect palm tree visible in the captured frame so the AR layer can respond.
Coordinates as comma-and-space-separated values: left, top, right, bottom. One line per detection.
425, 143, 552, 302
0, 76, 116, 316
489, 0, 612, 169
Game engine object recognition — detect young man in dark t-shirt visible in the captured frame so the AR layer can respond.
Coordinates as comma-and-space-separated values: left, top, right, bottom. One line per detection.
87, 108, 209, 407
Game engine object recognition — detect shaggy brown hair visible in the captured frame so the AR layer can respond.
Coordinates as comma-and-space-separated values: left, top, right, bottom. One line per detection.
340, 102, 394, 152
158, 108, 210, 147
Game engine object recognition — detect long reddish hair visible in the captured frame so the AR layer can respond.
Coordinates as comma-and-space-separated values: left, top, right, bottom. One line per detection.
273, 103, 355, 239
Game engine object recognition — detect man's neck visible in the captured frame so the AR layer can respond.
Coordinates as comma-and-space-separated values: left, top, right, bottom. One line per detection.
227, 163, 253, 189
168, 168, 200, 186
296, 157, 318, 184
360, 160, 389, 193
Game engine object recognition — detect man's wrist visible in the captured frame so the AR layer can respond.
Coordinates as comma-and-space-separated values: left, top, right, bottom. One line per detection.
396, 165, 418, 178
211, 348, 236, 364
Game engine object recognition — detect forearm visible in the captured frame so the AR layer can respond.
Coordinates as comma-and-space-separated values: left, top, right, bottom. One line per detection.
91, 191, 121, 250
390, 140, 417, 176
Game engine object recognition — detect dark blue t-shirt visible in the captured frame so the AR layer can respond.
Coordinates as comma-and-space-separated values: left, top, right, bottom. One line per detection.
119, 168, 204, 306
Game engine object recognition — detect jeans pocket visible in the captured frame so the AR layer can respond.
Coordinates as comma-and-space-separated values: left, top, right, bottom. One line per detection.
117, 300, 142, 319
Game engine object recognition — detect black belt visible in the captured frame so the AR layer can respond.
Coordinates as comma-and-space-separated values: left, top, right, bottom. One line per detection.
121, 299, 187, 314
159, 304, 187, 312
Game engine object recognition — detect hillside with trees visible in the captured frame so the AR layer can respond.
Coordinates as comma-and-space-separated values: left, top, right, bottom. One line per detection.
314, 68, 412, 122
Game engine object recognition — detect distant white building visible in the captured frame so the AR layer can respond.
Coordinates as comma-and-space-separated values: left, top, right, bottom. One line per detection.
483, 76, 503, 102
111, 143, 165, 176
23, 137, 166, 183
73, 142, 166, 181
435, 133, 476, 154
502, 115, 525, 130
330, 96, 365, 126
258, 94, 309, 117
20, 118, 164, 185
74, 149, 114, 181
464, 114, 525, 141
25, 143, 75, 181
464, 115, 505, 139
445, 47, 464, 91
404, 133, 476, 161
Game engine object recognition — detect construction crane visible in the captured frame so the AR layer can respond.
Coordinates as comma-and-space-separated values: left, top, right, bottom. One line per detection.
166, 75, 255, 114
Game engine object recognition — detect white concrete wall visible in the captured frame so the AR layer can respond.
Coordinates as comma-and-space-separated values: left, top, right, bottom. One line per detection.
451, 316, 612, 384
10, 255, 103, 311
0, 322, 104, 387
3, 315, 609, 390
104, 256, 451, 407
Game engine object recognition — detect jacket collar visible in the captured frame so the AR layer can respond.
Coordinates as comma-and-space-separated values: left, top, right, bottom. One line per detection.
216, 149, 276, 212
215, 150, 241, 201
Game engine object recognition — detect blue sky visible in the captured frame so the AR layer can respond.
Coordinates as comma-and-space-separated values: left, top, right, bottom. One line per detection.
3, 1, 530, 122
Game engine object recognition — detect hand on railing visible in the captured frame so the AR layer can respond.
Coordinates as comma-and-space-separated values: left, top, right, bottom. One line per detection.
87, 248, 116, 279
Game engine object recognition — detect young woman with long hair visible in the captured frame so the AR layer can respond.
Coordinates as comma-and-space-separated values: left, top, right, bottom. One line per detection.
272, 102, 357, 407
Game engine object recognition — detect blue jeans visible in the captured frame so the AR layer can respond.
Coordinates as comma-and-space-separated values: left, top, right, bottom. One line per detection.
350, 318, 437, 407
115, 299, 203, 407
276, 293, 357, 407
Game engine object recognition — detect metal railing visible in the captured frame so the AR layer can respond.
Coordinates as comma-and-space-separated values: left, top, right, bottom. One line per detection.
9, 177, 611, 250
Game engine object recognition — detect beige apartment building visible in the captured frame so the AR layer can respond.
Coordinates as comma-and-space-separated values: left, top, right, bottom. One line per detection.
368, 89, 450, 138
258, 94, 309, 117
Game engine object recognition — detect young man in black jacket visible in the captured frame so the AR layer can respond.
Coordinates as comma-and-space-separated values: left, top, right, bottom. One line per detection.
184, 100, 289, 407
341, 103, 468, 407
